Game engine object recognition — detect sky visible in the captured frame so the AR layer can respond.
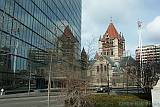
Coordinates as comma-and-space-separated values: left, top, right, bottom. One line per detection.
81, 0, 160, 57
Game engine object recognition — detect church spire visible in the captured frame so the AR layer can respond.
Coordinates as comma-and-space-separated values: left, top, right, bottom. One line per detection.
99, 35, 101, 41
82, 47, 86, 53
122, 33, 125, 41
110, 17, 113, 23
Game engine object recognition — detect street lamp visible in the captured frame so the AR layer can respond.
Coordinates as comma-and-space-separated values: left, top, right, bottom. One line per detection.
48, 50, 53, 107
47, 24, 66, 107
28, 60, 32, 95
107, 64, 110, 95
125, 51, 131, 94
126, 67, 129, 94
13, 41, 18, 86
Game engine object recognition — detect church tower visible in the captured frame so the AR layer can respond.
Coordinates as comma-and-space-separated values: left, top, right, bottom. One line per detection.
99, 21, 125, 61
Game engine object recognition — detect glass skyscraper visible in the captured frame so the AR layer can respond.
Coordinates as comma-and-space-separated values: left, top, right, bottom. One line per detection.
0, 0, 81, 90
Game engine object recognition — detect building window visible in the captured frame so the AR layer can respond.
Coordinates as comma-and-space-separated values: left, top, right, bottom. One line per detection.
110, 39, 113, 46
104, 65, 107, 71
100, 64, 103, 72
97, 66, 99, 73
107, 51, 109, 55
103, 52, 106, 55
111, 49, 113, 55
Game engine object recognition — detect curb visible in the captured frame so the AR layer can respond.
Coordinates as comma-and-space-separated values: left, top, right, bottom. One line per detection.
0, 92, 61, 99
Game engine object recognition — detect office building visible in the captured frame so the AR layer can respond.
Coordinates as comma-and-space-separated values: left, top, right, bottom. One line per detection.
0, 0, 81, 90
136, 45, 160, 64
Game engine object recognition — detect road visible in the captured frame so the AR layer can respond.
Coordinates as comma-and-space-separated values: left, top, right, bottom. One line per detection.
112, 87, 144, 94
0, 87, 143, 107
91, 87, 144, 94
0, 95, 65, 107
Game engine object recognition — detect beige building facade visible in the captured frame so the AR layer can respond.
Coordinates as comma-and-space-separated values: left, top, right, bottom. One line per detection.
88, 55, 113, 87
136, 45, 160, 64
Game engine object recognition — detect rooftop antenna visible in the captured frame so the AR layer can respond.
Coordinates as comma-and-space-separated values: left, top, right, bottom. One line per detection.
137, 19, 143, 83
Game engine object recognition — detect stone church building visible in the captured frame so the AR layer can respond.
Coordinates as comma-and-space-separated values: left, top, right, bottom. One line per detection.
88, 21, 126, 88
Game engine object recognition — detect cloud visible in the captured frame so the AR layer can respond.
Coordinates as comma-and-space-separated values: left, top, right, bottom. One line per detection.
82, 0, 160, 56
82, 0, 142, 52
82, 0, 133, 41
82, 0, 129, 28
146, 16, 160, 41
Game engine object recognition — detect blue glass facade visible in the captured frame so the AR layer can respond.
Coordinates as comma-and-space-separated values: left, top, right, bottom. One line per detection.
0, 0, 81, 90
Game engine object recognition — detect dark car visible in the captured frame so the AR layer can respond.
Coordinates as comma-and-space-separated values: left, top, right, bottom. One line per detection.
96, 86, 111, 93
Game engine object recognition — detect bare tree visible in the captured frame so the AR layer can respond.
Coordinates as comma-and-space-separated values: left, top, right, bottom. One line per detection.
84, 35, 98, 60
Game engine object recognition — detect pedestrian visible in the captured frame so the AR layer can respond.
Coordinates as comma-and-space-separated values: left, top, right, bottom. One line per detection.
1, 88, 4, 95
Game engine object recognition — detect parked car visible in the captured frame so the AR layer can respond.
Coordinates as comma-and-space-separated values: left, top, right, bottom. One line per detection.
96, 86, 111, 93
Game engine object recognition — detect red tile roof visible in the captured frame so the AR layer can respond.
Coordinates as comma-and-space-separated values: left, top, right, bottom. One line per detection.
104, 23, 119, 38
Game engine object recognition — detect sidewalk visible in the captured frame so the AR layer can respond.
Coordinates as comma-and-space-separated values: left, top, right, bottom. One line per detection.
0, 92, 42, 99
0, 91, 62, 99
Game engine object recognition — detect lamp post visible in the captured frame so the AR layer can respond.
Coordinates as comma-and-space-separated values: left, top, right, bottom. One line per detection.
127, 67, 129, 94
28, 60, 32, 95
107, 64, 110, 95
48, 50, 53, 107
13, 41, 18, 87
124, 53, 130, 94
123, 68, 125, 89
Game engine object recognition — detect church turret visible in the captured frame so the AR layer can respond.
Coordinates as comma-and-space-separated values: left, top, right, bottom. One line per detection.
94, 51, 100, 60
98, 35, 103, 55
81, 47, 88, 79
122, 33, 125, 52
122, 33, 125, 41
99, 35, 101, 41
